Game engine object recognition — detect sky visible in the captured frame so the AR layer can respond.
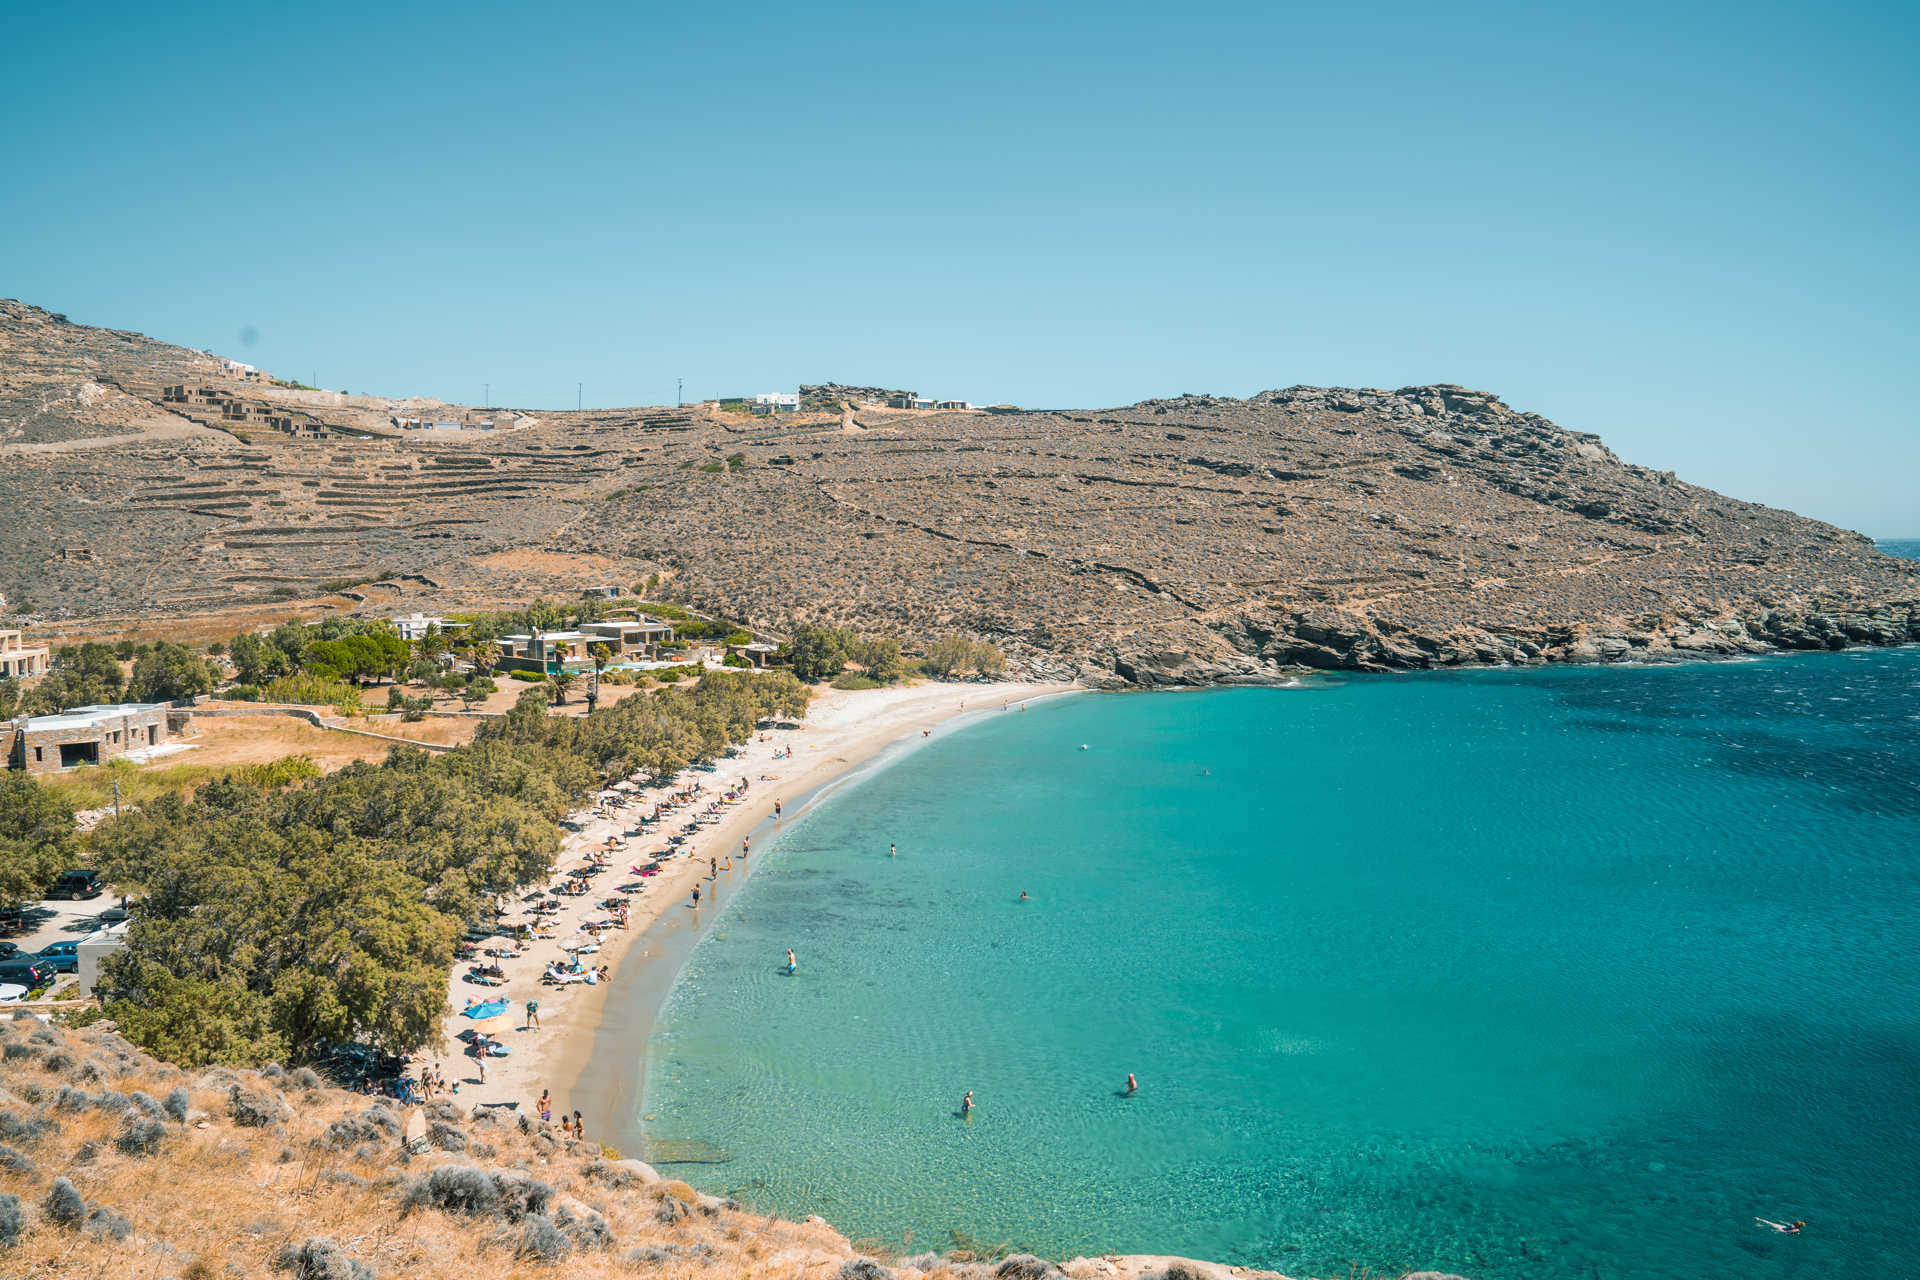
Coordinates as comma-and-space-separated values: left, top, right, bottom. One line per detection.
2, 2, 1915, 534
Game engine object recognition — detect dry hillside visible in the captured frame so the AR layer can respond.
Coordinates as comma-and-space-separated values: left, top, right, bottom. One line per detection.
3, 299, 1914, 683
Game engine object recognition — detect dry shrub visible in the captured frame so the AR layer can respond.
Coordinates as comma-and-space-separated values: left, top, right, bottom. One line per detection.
272, 1235, 376, 1280
42, 1176, 85, 1227
0, 1193, 22, 1249
230, 1084, 289, 1128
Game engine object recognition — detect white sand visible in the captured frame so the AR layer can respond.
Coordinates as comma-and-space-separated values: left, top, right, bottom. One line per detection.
421, 678, 1079, 1122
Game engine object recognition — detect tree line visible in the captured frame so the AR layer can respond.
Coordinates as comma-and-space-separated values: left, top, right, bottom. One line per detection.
0, 641, 215, 719
77, 670, 809, 1067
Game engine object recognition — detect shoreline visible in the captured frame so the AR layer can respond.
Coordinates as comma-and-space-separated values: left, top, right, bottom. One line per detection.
427, 678, 1080, 1138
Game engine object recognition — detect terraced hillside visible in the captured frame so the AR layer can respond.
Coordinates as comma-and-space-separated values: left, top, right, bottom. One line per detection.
3, 299, 1915, 681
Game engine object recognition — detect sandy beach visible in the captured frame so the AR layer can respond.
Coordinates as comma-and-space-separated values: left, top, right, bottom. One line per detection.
422, 677, 1079, 1137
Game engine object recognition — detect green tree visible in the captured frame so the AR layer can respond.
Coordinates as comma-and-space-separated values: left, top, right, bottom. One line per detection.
0, 677, 18, 720
0, 772, 76, 903
24, 642, 124, 713
227, 631, 290, 685
129, 641, 215, 702
457, 675, 497, 711
787, 624, 852, 682
549, 669, 578, 706
852, 635, 905, 683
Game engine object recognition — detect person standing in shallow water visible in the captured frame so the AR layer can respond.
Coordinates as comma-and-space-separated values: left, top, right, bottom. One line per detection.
691, 884, 701, 908
961, 1090, 973, 1117
1125, 1073, 1138, 1095
786, 948, 797, 975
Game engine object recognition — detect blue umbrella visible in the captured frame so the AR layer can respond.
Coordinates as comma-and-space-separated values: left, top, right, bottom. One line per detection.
461, 999, 510, 1020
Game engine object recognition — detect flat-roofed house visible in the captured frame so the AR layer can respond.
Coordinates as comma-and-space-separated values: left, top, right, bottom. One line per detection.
392, 613, 469, 643
0, 630, 50, 680
6, 702, 170, 775
580, 616, 677, 660
493, 629, 592, 676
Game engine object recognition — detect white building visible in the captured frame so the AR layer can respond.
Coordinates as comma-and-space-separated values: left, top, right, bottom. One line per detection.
751, 393, 800, 414
391, 613, 468, 642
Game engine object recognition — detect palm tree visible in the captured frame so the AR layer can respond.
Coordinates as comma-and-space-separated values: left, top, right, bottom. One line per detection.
549, 669, 577, 706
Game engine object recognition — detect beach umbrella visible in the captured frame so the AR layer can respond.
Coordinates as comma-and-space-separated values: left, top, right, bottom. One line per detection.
460, 999, 511, 1021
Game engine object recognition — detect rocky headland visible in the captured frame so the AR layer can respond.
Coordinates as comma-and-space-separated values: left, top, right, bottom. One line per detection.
2, 299, 1913, 683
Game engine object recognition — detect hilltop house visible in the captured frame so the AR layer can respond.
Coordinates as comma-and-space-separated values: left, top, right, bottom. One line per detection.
751, 393, 800, 415
0, 630, 50, 680
5, 702, 170, 775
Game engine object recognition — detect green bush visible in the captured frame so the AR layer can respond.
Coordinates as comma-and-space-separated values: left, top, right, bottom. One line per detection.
830, 673, 883, 691
260, 674, 364, 714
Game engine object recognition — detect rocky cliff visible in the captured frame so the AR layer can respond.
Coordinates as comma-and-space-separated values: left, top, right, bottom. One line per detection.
2, 299, 1913, 681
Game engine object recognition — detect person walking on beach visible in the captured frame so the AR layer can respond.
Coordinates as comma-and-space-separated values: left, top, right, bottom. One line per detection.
526, 998, 541, 1031
709, 857, 718, 879
786, 948, 797, 975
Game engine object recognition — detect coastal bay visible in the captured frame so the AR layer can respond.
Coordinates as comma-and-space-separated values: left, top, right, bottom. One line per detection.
637, 650, 1920, 1279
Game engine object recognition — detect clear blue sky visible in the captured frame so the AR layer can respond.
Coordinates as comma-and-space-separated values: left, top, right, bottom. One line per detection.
3, 2, 1914, 534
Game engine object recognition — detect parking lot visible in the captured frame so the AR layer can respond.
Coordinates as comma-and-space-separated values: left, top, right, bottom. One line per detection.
9, 895, 124, 953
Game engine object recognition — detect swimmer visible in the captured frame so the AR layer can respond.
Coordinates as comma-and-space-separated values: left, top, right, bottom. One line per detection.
961, 1090, 973, 1116
1125, 1073, 1137, 1095
786, 948, 797, 975
890, 842, 896, 858
1757, 1219, 1805, 1235
1019, 890, 1029, 901
923, 729, 930, 738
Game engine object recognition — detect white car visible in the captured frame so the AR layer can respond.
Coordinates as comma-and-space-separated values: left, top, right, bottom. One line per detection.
0, 983, 26, 1004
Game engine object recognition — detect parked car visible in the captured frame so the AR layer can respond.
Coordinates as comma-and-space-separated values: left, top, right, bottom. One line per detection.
0, 958, 53, 988
0, 941, 20, 961
46, 870, 105, 901
96, 906, 130, 925
33, 941, 79, 974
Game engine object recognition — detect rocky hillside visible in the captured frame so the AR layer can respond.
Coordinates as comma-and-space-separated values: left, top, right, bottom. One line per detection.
2, 299, 1914, 681
0, 1012, 1323, 1280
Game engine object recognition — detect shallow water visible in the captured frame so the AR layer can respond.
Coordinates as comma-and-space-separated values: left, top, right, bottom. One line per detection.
642, 648, 1920, 1278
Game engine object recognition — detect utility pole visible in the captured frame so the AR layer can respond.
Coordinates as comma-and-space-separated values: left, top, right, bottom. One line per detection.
577, 382, 582, 412
677, 378, 683, 408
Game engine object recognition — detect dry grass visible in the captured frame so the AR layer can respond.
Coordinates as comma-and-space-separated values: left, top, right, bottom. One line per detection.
0, 1016, 872, 1279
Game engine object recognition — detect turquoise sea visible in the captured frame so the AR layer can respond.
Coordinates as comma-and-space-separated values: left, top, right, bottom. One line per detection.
641, 618, 1919, 1276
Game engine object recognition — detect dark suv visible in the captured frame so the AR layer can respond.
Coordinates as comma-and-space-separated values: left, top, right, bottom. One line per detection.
0, 958, 54, 988
46, 870, 104, 901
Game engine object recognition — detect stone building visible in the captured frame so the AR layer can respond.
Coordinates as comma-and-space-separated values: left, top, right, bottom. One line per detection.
5, 702, 169, 775
0, 630, 50, 679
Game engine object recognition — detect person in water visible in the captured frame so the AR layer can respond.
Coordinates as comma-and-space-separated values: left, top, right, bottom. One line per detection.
961, 1090, 973, 1116
1758, 1219, 1806, 1234
890, 842, 896, 858
691, 885, 702, 907
1125, 1073, 1138, 1095
786, 948, 797, 974
774, 799, 782, 818
1019, 891, 1029, 901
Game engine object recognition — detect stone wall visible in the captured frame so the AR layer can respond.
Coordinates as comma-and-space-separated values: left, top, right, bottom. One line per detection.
8, 704, 169, 775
